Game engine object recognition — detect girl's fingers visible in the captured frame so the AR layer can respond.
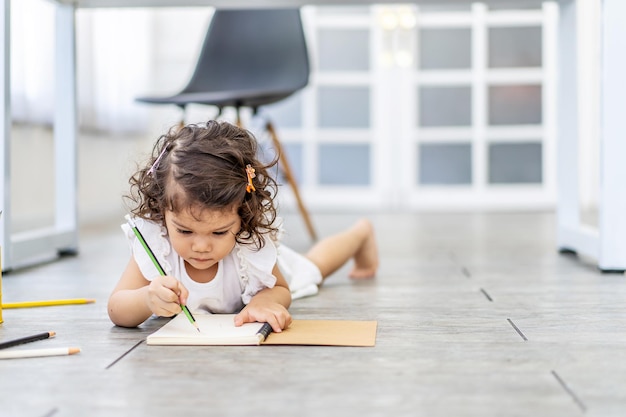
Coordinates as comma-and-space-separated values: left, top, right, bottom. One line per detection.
268, 312, 292, 332
156, 276, 189, 304
264, 315, 282, 333
147, 276, 184, 316
177, 283, 190, 305
234, 307, 291, 332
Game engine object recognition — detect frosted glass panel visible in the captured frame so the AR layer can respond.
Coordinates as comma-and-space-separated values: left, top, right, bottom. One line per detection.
489, 27, 542, 68
263, 92, 303, 128
419, 5, 471, 11
317, 6, 370, 16
419, 28, 472, 70
488, 85, 542, 125
318, 86, 370, 128
489, 142, 542, 184
419, 143, 472, 185
419, 86, 472, 127
319, 144, 370, 185
318, 29, 369, 71
281, 143, 303, 184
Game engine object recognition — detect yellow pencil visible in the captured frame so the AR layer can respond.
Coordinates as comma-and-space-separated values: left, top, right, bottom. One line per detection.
1, 298, 96, 309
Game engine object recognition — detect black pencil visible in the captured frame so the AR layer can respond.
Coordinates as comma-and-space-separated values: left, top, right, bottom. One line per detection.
0, 331, 56, 350
256, 323, 273, 343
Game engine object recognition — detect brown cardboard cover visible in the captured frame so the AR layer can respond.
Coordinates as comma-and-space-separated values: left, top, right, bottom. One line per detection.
264, 319, 377, 346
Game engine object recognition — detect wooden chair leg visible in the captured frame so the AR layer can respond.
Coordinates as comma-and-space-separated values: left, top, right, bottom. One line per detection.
235, 109, 243, 128
265, 120, 318, 242
178, 105, 186, 130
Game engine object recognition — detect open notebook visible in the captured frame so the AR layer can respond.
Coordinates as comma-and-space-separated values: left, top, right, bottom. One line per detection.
146, 313, 377, 347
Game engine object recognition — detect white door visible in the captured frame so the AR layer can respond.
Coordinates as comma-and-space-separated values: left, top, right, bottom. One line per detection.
262, 3, 557, 212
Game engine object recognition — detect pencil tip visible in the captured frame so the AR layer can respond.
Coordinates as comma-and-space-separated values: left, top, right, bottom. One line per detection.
49, 331, 56, 338
68, 347, 81, 355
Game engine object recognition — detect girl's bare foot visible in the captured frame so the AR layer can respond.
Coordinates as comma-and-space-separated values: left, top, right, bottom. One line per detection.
349, 219, 379, 279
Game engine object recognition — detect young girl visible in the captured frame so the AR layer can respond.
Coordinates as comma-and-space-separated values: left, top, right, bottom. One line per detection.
108, 120, 378, 332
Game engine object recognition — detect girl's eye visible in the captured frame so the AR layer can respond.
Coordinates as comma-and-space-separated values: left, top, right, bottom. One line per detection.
176, 228, 192, 235
213, 230, 228, 236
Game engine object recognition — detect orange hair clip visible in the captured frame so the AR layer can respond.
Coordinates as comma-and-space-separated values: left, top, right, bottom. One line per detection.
246, 164, 256, 193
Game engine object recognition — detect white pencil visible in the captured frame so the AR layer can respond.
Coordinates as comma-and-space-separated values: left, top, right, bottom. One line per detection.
0, 347, 81, 359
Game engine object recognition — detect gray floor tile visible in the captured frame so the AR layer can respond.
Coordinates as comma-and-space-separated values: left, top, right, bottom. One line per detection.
1, 212, 624, 416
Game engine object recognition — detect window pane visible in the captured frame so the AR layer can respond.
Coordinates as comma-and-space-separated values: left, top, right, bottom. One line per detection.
281, 143, 303, 184
419, 86, 472, 127
419, 28, 472, 70
488, 85, 542, 125
317, 6, 370, 16
318, 29, 370, 71
488, 142, 542, 184
489, 27, 542, 68
263, 92, 302, 128
318, 86, 370, 128
419, 5, 471, 11
419, 143, 472, 185
257, 141, 303, 185
319, 144, 370, 185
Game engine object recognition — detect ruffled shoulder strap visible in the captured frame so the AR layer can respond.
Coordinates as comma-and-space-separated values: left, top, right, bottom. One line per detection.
269, 216, 285, 246
234, 236, 278, 304
121, 216, 174, 279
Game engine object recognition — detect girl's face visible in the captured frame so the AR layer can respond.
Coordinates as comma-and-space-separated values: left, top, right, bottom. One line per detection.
164, 205, 241, 279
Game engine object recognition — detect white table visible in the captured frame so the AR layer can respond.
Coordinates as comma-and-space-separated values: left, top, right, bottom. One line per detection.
556, 0, 626, 272
2, 0, 625, 272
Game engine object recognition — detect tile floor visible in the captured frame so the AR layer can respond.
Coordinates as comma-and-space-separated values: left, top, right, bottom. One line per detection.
0, 211, 625, 417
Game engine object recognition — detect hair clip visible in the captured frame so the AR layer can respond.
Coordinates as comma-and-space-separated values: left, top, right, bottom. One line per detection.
246, 164, 256, 193
148, 145, 169, 176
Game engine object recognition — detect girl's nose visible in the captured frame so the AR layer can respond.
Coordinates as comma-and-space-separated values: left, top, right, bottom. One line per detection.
192, 236, 212, 253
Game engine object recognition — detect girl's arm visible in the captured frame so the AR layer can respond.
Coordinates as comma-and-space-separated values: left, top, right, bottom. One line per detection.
108, 257, 188, 327
234, 264, 292, 332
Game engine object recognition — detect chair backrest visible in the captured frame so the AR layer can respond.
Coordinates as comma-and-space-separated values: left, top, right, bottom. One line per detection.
181, 8, 310, 96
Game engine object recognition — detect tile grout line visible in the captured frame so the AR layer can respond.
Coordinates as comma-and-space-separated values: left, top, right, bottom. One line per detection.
447, 252, 471, 279
480, 288, 493, 301
461, 266, 471, 279
41, 408, 58, 417
551, 370, 587, 413
105, 340, 144, 370
506, 318, 527, 341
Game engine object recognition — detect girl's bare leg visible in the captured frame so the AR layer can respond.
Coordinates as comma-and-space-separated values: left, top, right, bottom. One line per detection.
305, 218, 379, 281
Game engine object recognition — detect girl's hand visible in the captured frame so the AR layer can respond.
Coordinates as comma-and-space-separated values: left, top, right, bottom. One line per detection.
234, 264, 292, 332
146, 275, 188, 318
234, 301, 292, 333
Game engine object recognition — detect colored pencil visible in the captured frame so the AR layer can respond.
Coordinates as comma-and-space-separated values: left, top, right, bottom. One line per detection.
2, 299, 95, 309
125, 215, 200, 333
0, 331, 56, 350
0, 347, 80, 359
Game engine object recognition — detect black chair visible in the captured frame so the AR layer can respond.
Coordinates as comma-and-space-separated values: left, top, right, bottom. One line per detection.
136, 8, 316, 241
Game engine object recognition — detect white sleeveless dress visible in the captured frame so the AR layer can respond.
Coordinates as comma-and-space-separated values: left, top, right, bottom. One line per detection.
122, 217, 322, 314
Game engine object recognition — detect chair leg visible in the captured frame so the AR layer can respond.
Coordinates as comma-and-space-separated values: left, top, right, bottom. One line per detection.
178, 105, 187, 130
265, 120, 318, 242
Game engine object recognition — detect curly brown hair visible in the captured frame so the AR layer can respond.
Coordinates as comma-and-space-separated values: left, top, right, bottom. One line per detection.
125, 120, 280, 249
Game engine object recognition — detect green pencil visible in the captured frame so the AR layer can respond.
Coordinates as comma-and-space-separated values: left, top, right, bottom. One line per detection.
125, 215, 200, 332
